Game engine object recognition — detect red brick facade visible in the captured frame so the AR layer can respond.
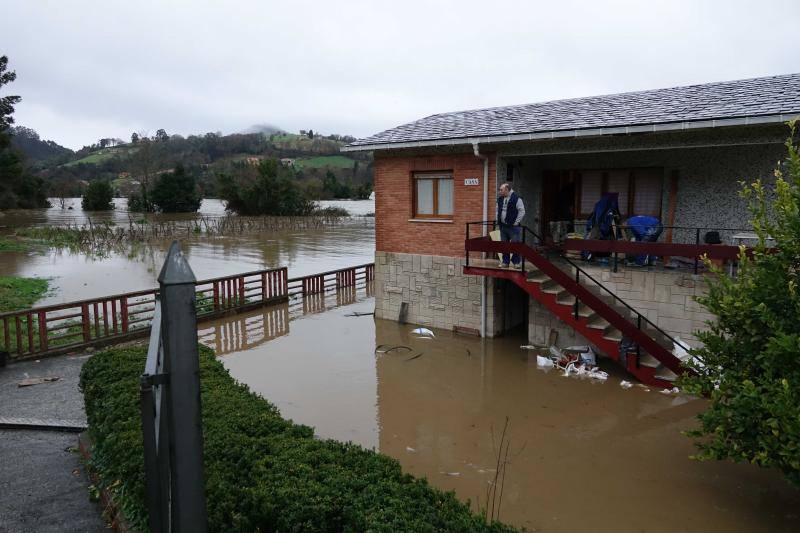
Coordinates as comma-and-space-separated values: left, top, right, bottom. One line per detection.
374, 151, 497, 257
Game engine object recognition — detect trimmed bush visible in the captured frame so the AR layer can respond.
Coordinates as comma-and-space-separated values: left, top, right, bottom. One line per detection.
81, 180, 114, 211
80, 346, 516, 532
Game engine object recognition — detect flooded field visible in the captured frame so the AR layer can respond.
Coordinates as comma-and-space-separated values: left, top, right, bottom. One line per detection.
0, 198, 374, 305
210, 287, 800, 532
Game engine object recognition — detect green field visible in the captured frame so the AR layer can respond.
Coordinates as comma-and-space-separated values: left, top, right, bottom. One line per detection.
294, 155, 357, 170
63, 146, 131, 167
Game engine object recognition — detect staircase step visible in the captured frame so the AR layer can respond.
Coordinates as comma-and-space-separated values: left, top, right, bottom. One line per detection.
587, 317, 609, 330
602, 328, 622, 342
526, 271, 549, 283
638, 352, 661, 368
555, 290, 574, 305
541, 281, 562, 295
654, 367, 679, 382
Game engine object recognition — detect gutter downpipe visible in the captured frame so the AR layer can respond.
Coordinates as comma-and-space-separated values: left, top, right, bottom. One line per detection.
473, 141, 489, 338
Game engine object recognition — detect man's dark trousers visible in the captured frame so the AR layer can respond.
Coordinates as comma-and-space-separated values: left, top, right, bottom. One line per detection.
500, 225, 521, 266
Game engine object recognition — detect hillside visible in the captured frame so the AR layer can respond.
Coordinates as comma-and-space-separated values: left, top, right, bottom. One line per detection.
10, 126, 74, 167
26, 130, 371, 198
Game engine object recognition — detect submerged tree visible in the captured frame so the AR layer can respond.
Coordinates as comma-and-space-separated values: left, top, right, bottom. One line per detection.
682, 123, 800, 487
218, 158, 314, 216
82, 180, 114, 211
150, 164, 202, 213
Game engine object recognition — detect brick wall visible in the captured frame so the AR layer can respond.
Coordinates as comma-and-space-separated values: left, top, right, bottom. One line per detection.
374, 151, 497, 258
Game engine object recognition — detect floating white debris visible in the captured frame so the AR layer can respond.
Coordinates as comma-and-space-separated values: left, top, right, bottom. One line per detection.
411, 327, 435, 338
536, 355, 554, 367
520, 344, 544, 350
659, 387, 681, 395
405, 446, 416, 453
441, 472, 461, 477
620, 380, 633, 389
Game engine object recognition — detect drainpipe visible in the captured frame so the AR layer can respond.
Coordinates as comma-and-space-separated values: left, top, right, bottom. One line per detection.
473, 142, 489, 337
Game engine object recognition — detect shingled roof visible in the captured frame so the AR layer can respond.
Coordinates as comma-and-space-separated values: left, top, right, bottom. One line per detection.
343, 73, 800, 151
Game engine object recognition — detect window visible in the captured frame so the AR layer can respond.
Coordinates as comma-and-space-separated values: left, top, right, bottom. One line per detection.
413, 173, 453, 218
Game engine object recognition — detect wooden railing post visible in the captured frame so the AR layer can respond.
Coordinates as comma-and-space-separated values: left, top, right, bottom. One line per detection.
81, 304, 91, 342
38, 311, 48, 351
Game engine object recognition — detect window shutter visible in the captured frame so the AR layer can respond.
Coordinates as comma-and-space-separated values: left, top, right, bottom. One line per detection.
580, 171, 602, 215
632, 169, 663, 217
606, 170, 630, 216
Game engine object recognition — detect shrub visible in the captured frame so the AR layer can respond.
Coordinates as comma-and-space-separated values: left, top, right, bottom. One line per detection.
150, 164, 202, 213
682, 124, 800, 487
217, 158, 315, 216
81, 346, 515, 532
81, 180, 114, 211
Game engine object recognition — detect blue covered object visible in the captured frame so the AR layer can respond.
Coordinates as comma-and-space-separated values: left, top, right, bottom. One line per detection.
582, 193, 622, 261
626, 215, 663, 266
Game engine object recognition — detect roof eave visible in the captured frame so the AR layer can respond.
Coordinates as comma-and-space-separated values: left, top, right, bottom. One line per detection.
340, 113, 796, 153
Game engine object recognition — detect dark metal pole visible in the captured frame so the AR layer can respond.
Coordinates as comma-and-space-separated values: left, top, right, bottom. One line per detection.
465, 222, 469, 268
159, 241, 208, 533
694, 228, 700, 275
573, 270, 580, 320
520, 226, 526, 272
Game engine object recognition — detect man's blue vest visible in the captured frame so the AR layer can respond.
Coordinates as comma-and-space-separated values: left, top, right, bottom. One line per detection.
497, 192, 519, 226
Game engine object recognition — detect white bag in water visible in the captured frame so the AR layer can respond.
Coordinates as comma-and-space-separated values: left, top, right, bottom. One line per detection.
412, 327, 435, 338
536, 355, 554, 367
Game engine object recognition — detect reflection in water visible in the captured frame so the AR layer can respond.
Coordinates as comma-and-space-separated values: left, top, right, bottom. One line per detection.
212, 292, 800, 532
0, 202, 374, 306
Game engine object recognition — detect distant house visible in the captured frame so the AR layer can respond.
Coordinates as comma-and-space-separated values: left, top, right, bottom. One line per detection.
245, 156, 263, 166
280, 158, 295, 167
343, 73, 800, 386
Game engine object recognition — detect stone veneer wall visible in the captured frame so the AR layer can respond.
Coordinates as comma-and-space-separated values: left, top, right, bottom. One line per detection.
528, 264, 714, 349
375, 251, 508, 336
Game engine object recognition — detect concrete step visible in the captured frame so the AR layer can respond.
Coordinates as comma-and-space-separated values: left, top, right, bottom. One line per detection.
540, 281, 562, 294
602, 327, 623, 342
587, 317, 610, 330
655, 367, 679, 382
526, 271, 549, 283
639, 352, 661, 368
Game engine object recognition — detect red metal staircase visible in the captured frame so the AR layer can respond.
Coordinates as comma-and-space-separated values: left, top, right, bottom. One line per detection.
465, 223, 694, 388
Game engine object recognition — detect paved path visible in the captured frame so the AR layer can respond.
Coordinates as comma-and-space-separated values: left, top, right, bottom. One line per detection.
0, 355, 106, 533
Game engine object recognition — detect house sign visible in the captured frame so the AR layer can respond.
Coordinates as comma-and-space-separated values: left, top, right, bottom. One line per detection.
464, 178, 480, 186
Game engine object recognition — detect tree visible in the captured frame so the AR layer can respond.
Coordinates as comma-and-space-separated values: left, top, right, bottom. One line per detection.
155, 128, 168, 142
308, 129, 314, 139
82, 180, 114, 211
682, 123, 800, 487
131, 132, 139, 144
217, 158, 314, 216
0, 55, 49, 209
150, 164, 202, 213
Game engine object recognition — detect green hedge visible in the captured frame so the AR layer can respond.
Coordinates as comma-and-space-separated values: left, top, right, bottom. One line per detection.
80, 346, 516, 532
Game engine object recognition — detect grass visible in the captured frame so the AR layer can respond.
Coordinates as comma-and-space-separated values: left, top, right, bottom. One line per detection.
0, 276, 49, 313
0, 236, 30, 253
63, 146, 131, 167
81, 346, 517, 532
294, 155, 357, 170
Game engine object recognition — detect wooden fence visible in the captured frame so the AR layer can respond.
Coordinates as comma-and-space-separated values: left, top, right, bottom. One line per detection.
0, 263, 374, 361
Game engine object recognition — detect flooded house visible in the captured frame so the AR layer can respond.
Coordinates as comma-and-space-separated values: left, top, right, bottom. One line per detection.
343, 73, 800, 386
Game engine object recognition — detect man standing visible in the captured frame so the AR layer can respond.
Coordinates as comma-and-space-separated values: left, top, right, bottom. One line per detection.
497, 182, 525, 268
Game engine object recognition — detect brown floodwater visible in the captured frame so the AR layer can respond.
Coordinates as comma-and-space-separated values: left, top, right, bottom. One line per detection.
209, 286, 799, 533
0, 199, 374, 305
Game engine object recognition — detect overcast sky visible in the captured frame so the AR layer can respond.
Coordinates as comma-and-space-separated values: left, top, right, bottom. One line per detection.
3, 0, 799, 149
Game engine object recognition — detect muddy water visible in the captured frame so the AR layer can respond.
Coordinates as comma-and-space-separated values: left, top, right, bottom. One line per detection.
212, 291, 799, 532
0, 199, 374, 305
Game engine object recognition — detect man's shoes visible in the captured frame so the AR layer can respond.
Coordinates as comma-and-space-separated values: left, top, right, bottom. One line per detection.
498, 262, 509, 269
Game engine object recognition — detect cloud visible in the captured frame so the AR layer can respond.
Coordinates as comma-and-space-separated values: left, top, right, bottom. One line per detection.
3, 0, 799, 149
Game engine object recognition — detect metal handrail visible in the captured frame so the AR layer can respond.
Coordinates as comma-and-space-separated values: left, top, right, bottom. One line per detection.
466, 220, 697, 366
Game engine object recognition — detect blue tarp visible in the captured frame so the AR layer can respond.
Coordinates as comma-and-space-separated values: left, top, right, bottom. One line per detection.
626, 215, 663, 266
